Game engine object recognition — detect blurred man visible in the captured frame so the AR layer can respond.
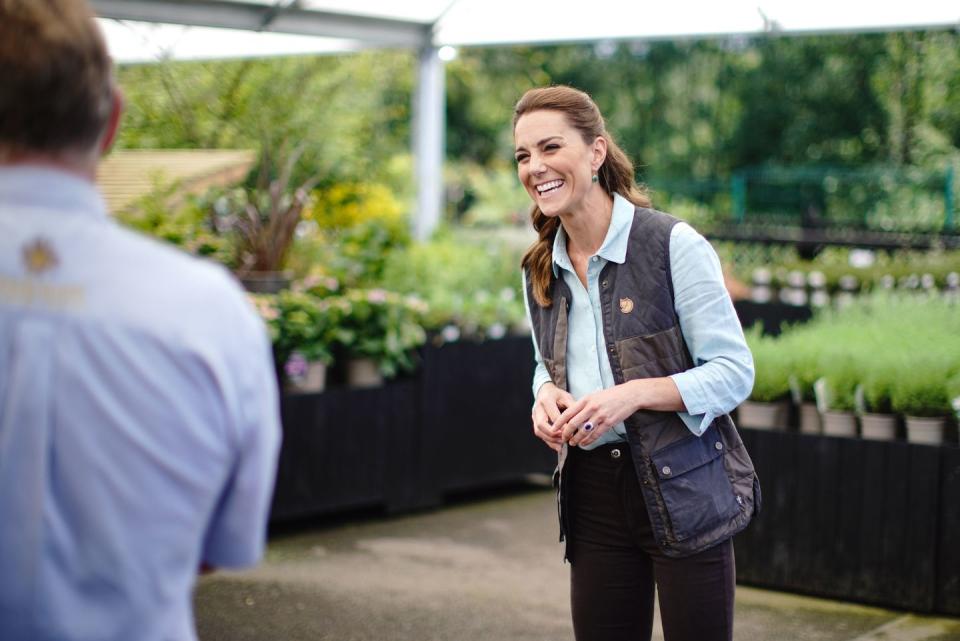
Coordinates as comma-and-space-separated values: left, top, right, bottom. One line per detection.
0, 1, 281, 639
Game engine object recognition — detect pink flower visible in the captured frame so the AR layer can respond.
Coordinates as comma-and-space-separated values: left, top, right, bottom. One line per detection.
367, 289, 388, 304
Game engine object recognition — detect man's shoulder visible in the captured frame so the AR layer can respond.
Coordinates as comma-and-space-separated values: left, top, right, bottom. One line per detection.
89, 225, 262, 349
113, 226, 243, 298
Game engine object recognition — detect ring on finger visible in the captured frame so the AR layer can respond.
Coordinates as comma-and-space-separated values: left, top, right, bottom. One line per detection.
582, 421, 594, 432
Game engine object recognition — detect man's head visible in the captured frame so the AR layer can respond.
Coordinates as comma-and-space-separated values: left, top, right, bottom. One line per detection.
0, 0, 120, 169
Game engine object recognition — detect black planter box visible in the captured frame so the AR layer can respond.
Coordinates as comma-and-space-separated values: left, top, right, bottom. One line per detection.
270, 336, 556, 521
418, 336, 556, 499
735, 429, 954, 614
271, 380, 421, 520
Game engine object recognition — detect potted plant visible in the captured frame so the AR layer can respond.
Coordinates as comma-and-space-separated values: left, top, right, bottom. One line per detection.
890, 365, 953, 445
262, 291, 338, 393
214, 143, 320, 293
332, 288, 428, 388
859, 358, 899, 441
784, 332, 824, 434
740, 327, 792, 430
817, 352, 860, 438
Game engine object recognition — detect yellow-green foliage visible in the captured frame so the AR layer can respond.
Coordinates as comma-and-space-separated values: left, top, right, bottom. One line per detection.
744, 325, 792, 402
307, 182, 406, 239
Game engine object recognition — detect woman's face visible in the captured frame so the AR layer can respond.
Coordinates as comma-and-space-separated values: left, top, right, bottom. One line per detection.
514, 109, 604, 218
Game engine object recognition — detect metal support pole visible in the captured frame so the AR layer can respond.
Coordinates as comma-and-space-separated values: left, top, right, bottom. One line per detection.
413, 45, 445, 241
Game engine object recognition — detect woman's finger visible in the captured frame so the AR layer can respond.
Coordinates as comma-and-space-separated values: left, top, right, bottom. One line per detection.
552, 399, 586, 433
560, 406, 593, 442
569, 417, 605, 447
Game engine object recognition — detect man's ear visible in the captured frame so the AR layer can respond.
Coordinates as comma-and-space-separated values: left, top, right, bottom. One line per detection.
99, 87, 124, 156
592, 136, 608, 173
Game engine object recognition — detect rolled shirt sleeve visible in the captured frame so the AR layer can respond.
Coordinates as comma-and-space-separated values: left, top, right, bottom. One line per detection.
668, 223, 755, 435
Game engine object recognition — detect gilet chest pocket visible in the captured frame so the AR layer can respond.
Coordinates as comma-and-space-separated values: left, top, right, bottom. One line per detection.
650, 427, 740, 542
619, 325, 689, 379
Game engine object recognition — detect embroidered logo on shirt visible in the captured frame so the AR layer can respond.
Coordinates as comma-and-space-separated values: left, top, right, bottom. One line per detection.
619, 297, 634, 314
22, 238, 59, 274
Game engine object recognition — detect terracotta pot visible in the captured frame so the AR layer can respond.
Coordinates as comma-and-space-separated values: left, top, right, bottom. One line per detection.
860, 413, 897, 441
286, 360, 327, 394
346, 357, 384, 388
904, 416, 947, 445
798, 402, 822, 434
737, 400, 789, 431
822, 410, 857, 437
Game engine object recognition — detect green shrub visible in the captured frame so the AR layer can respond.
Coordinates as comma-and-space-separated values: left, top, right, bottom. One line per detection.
818, 352, 860, 412
328, 288, 428, 378
745, 326, 791, 402
861, 362, 897, 414
380, 234, 526, 338
890, 369, 953, 417
117, 177, 232, 265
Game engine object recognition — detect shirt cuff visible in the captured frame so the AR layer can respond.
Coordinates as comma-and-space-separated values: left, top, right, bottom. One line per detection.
677, 411, 714, 437
532, 367, 553, 403
670, 371, 716, 436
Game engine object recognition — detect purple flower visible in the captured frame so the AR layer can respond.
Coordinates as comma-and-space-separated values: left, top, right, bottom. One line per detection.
285, 352, 309, 378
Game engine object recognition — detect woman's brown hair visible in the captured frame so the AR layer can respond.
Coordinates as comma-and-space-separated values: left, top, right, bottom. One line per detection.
515, 85, 650, 307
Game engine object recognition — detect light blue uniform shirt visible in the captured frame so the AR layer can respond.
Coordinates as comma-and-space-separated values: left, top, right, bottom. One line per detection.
0, 167, 281, 641
523, 193, 754, 448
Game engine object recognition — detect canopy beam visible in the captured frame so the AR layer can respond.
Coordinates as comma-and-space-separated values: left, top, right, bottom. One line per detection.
90, 0, 431, 47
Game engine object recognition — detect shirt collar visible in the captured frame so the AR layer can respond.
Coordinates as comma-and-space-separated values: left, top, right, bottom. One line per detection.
0, 165, 108, 219
551, 192, 635, 277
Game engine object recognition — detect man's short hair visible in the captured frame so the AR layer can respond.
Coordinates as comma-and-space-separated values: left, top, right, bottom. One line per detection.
0, 0, 114, 155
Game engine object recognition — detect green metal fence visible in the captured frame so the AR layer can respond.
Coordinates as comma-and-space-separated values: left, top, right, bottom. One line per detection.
646, 165, 958, 235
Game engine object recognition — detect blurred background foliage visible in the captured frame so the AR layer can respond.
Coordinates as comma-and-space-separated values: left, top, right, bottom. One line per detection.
112, 30, 960, 371
117, 30, 960, 231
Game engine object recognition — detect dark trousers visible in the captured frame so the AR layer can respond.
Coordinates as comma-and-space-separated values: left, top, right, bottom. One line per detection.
566, 442, 735, 641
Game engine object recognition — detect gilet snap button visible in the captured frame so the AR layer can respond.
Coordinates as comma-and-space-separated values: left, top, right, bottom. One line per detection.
662, 465, 672, 476
610, 448, 621, 459
715, 441, 723, 451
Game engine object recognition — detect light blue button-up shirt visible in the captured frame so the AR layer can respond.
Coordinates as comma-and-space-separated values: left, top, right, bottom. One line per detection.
0, 167, 281, 641
523, 193, 754, 448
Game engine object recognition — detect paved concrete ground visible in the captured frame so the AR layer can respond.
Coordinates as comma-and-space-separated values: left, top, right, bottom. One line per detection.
194, 486, 960, 641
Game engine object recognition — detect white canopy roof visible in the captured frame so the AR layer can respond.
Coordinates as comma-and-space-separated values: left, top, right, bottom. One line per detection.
94, 0, 959, 63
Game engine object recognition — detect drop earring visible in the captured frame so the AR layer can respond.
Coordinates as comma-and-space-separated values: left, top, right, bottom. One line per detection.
591, 174, 599, 183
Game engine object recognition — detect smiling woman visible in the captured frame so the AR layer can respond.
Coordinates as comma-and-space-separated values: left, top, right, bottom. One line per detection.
515, 85, 759, 641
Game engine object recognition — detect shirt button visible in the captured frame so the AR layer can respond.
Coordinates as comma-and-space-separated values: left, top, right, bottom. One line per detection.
662, 466, 672, 476
715, 441, 723, 451
591, 256, 599, 262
